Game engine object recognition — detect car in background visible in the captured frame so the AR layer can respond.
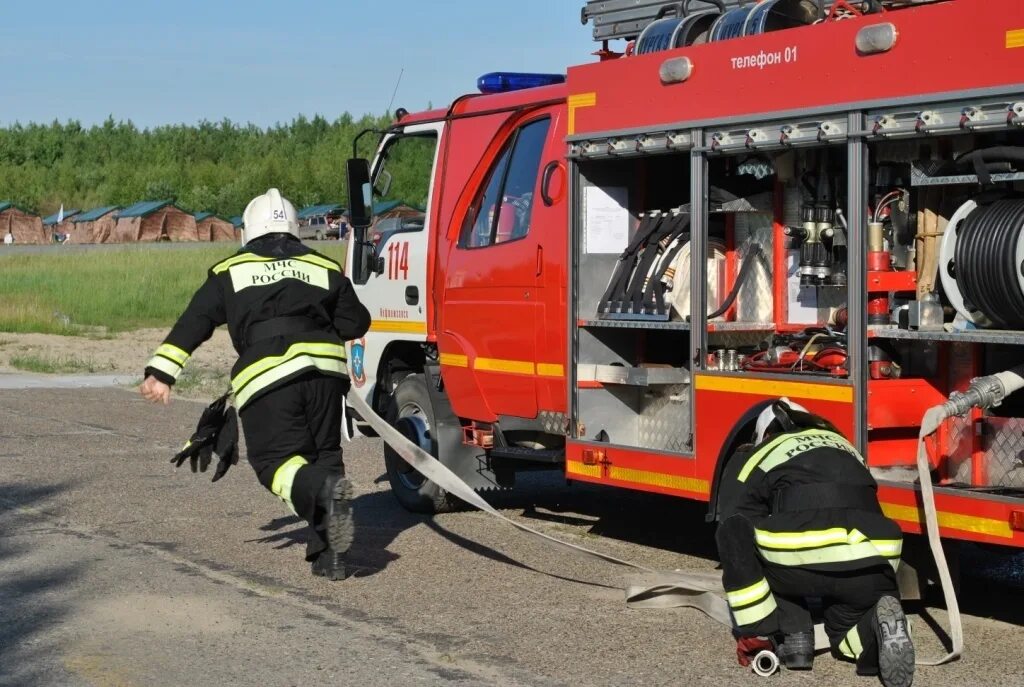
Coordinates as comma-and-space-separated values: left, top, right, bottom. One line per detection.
297, 215, 340, 241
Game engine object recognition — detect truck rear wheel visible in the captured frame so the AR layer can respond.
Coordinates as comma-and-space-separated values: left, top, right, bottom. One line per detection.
383, 374, 452, 514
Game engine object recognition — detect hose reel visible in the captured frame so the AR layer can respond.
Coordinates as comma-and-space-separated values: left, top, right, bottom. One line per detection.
939, 198, 1024, 329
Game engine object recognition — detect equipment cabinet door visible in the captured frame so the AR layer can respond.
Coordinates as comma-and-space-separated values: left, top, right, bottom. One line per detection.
440, 111, 557, 420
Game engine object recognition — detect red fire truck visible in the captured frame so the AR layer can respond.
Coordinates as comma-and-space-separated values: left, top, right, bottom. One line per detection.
345, 0, 1024, 553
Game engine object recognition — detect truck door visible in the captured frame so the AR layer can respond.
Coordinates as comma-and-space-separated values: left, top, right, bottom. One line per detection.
348, 124, 441, 401
440, 109, 560, 420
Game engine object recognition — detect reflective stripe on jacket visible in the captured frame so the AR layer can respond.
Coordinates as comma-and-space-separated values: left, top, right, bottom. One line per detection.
719, 428, 903, 574
144, 234, 371, 409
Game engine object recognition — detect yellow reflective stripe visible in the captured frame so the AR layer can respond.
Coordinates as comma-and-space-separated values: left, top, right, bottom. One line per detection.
212, 254, 274, 274
270, 456, 309, 515
369, 320, 428, 334
694, 374, 854, 403
755, 527, 863, 550
759, 540, 902, 569
439, 352, 469, 368
732, 594, 777, 627
738, 430, 859, 482
880, 501, 1015, 540
726, 578, 771, 608
1007, 29, 1024, 49
234, 354, 347, 408
435, 354, 564, 378
233, 342, 345, 390
840, 625, 864, 658
156, 343, 190, 365
566, 459, 602, 479
147, 355, 183, 380
536, 363, 565, 378
606, 466, 710, 495
293, 254, 341, 272
567, 92, 597, 136
474, 357, 535, 375
737, 433, 792, 482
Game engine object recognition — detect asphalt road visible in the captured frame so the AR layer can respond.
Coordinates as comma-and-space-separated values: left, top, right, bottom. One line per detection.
1, 379, 1023, 686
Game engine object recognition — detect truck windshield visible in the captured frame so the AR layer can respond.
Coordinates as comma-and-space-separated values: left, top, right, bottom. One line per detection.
372, 133, 437, 221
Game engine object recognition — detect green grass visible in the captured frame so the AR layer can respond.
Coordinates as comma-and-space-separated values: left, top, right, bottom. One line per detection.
9, 353, 108, 374
0, 243, 347, 335
174, 366, 232, 397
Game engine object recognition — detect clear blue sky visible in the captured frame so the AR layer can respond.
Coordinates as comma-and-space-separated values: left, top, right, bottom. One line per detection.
2, 1, 597, 128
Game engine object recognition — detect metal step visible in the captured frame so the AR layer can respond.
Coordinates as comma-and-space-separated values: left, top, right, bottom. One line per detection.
488, 446, 565, 464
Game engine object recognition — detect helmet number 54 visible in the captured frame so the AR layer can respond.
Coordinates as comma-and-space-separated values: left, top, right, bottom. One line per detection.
387, 241, 410, 280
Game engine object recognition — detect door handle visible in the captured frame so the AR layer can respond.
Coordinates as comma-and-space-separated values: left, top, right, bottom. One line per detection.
405, 286, 419, 305
536, 245, 543, 277
541, 161, 560, 207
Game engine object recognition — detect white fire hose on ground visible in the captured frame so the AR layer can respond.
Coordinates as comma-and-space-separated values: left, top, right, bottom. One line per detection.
349, 363, 1024, 672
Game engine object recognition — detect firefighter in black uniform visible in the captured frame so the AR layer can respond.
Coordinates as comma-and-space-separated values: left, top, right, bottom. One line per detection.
717, 398, 914, 687
140, 188, 371, 580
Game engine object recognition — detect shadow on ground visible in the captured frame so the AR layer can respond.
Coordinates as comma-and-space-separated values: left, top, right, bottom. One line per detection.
252, 488, 424, 578
0, 481, 84, 686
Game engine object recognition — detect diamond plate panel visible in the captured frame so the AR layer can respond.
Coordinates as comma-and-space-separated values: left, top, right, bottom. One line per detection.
538, 411, 567, 435
734, 214, 774, 323
983, 418, 1024, 489
636, 384, 692, 453
944, 414, 973, 484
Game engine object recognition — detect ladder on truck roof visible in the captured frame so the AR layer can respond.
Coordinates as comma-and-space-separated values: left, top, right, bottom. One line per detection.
581, 0, 938, 42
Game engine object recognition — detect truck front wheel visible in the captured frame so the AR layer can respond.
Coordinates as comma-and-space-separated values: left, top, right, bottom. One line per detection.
383, 374, 452, 513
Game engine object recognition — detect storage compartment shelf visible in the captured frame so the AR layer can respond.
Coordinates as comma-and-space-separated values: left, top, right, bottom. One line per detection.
869, 327, 1024, 346
577, 363, 691, 387
579, 318, 691, 331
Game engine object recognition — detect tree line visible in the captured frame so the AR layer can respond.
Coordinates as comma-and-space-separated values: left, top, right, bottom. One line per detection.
0, 113, 415, 218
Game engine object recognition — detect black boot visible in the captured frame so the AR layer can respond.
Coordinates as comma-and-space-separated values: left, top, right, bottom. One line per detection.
777, 631, 814, 670
311, 548, 347, 581
874, 596, 914, 687
315, 473, 354, 555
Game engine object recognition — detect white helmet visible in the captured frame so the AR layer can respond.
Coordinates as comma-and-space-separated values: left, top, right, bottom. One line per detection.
754, 397, 810, 445
241, 188, 298, 245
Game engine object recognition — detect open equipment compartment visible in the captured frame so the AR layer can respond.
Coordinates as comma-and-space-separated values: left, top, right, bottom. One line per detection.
573, 153, 697, 453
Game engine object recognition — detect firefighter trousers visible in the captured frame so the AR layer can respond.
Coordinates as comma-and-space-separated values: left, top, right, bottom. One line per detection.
240, 372, 348, 561
717, 514, 898, 670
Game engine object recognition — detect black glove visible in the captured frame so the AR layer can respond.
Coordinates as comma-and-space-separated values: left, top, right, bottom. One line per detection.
211, 407, 239, 482
171, 392, 230, 474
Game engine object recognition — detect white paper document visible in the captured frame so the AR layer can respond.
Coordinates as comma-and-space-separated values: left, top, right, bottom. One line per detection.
584, 186, 629, 254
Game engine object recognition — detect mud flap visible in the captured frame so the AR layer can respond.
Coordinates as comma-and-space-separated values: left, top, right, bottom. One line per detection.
421, 364, 503, 491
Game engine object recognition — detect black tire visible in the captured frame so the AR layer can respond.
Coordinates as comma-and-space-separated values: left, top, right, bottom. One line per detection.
383, 374, 452, 513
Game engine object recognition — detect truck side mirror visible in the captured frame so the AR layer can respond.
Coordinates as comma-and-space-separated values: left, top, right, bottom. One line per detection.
347, 158, 373, 229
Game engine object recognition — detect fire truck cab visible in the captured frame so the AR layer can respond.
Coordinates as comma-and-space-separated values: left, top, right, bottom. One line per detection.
348, 0, 1024, 554
345, 77, 571, 510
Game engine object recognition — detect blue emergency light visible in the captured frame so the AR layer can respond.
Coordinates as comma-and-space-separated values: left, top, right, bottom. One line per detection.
477, 72, 566, 94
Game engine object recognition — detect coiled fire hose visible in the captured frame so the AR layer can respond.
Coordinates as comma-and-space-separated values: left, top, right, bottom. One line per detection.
348, 364, 1024, 670
953, 199, 1024, 329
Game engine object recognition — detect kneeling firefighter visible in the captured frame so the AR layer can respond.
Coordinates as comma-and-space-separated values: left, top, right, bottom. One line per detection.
716, 398, 914, 686
139, 188, 371, 580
